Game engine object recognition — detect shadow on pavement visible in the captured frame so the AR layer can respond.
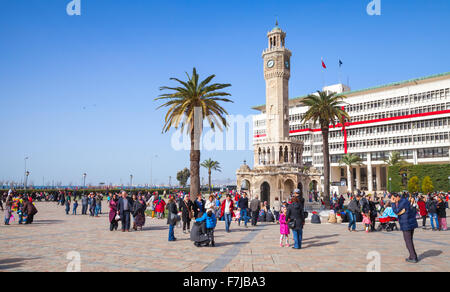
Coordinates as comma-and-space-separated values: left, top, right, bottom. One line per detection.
0, 257, 39, 270
32, 220, 65, 225
304, 241, 339, 249
418, 250, 443, 261
303, 234, 340, 241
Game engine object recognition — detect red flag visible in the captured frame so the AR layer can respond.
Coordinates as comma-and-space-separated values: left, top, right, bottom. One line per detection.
321, 58, 327, 69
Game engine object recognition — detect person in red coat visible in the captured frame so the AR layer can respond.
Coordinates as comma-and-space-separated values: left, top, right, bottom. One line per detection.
220, 195, 234, 233
417, 196, 428, 229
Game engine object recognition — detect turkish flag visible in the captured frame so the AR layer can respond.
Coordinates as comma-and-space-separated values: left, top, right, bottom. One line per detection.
321, 58, 327, 69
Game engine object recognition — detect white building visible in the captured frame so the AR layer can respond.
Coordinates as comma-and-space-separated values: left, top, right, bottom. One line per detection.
253, 71, 450, 194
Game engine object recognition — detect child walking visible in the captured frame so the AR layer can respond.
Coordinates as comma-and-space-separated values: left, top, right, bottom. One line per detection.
362, 212, 371, 233
279, 207, 290, 247
73, 200, 78, 215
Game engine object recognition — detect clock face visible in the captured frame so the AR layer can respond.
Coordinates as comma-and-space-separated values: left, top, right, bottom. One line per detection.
267, 60, 274, 68
285, 61, 290, 69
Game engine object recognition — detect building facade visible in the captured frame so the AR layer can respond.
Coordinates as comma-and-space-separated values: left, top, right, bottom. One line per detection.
253, 68, 450, 194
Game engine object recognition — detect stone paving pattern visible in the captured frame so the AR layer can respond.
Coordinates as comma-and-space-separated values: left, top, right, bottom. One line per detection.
0, 202, 449, 272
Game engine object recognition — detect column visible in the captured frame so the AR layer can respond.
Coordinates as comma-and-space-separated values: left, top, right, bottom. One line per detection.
367, 154, 373, 193
347, 166, 353, 193
376, 166, 381, 192
356, 166, 361, 191
413, 149, 418, 165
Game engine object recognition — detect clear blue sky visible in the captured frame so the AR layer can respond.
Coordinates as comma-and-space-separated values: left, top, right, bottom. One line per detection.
1, 0, 449, 186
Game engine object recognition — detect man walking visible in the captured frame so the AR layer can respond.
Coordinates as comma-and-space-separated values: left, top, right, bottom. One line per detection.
238, 192, 249, 228
250, 195, 261, 226
81, 194, 88, 215
118, 191, 133, 232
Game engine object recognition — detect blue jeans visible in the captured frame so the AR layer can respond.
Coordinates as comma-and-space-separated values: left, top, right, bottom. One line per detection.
95, 205, 100, 216
346, 210, 356, 230
429, 213, 439, 229
168, 224, 175, 241
224, 213, 232, 232
239, 209, 249, 226
292, 228, 303, 249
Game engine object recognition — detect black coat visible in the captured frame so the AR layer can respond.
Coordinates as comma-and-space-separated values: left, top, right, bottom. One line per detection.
167, 202, 178, 225
437, 201, 446, 218
286, 202, 305, 230
179, 199, 194, 222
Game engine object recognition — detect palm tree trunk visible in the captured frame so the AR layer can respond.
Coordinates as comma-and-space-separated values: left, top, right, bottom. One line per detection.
190, 130, 200, 200
321, 127, 331, 206
208, 169, 211, 193
347, 165, 353, 194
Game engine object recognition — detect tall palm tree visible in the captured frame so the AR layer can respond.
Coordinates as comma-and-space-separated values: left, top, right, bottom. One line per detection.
201, 158, 222, 192
300, 91, 350, 203
155, 68, 232, 198
339, 153, 362, 193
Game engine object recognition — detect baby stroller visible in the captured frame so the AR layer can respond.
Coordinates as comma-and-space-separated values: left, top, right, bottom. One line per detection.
190, 221, 210, 247
377, 217, 398, 232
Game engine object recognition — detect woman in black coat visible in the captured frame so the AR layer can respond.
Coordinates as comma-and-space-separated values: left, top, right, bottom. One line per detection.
179, 195, 194, 233
167, 197, 178, 242
286, 196, 305, 249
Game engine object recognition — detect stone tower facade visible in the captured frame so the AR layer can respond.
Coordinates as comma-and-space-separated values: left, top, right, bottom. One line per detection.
263, 26, 291, 142
236, 23, 322, 206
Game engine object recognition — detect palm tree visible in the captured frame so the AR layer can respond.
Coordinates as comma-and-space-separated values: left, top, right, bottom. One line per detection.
300, 91, 350, 203
339, 153, 362, 193
384, 151, 409, 168
155, 68, 232, 198
201, 159, 222, 192
384, 151, 410, 187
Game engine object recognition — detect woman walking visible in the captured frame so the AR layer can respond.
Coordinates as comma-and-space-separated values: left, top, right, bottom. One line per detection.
4, 192, 13, 225
286, 196, 305, 249
220, 195, 234, 233
133, 195, 146, 231
167, 197, 178, 242
391, 193, 419, 263
437, 196, 447, 231
417, 196, 428, 229
109, 194, 119, 231
179, 195, 194, 234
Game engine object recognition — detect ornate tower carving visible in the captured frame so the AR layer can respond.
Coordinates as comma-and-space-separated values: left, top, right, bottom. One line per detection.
262, 22, 292, 142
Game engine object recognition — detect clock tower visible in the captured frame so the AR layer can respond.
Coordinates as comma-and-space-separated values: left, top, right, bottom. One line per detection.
262, 22, 292, 142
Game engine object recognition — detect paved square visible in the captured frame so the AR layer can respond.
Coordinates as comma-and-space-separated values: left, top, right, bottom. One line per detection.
0, 202, 449, 272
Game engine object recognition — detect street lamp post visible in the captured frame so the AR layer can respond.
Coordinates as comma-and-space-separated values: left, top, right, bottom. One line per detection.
24, 171, 30, 191
24, 156, 29, 189
130, 174, 133, 189
388, 177, 392, 193
83, 173, 87, 195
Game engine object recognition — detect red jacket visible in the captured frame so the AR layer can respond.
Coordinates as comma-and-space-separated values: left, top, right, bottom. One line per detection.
220, 200, 235, 218
417, 200, 428, 217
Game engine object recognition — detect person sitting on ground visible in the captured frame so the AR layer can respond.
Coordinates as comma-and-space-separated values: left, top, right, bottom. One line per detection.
196, 210, 217, 247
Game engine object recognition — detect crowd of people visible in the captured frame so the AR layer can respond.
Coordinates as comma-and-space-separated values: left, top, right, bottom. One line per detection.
2, 187, 448, 261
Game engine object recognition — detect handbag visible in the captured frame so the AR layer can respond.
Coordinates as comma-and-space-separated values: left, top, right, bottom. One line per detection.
288, 219, 296, 229
115, 214, 121, 221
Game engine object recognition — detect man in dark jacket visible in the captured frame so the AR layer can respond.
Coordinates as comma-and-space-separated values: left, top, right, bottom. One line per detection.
237, 192, 249, 227
118, 191, 133, 232
392, 194, 419, 263
286, 196, 305, 249
250, 196, 260, 226
346, 195, 361, 232
426, 196, 439, 231
81, 195, 88, 215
